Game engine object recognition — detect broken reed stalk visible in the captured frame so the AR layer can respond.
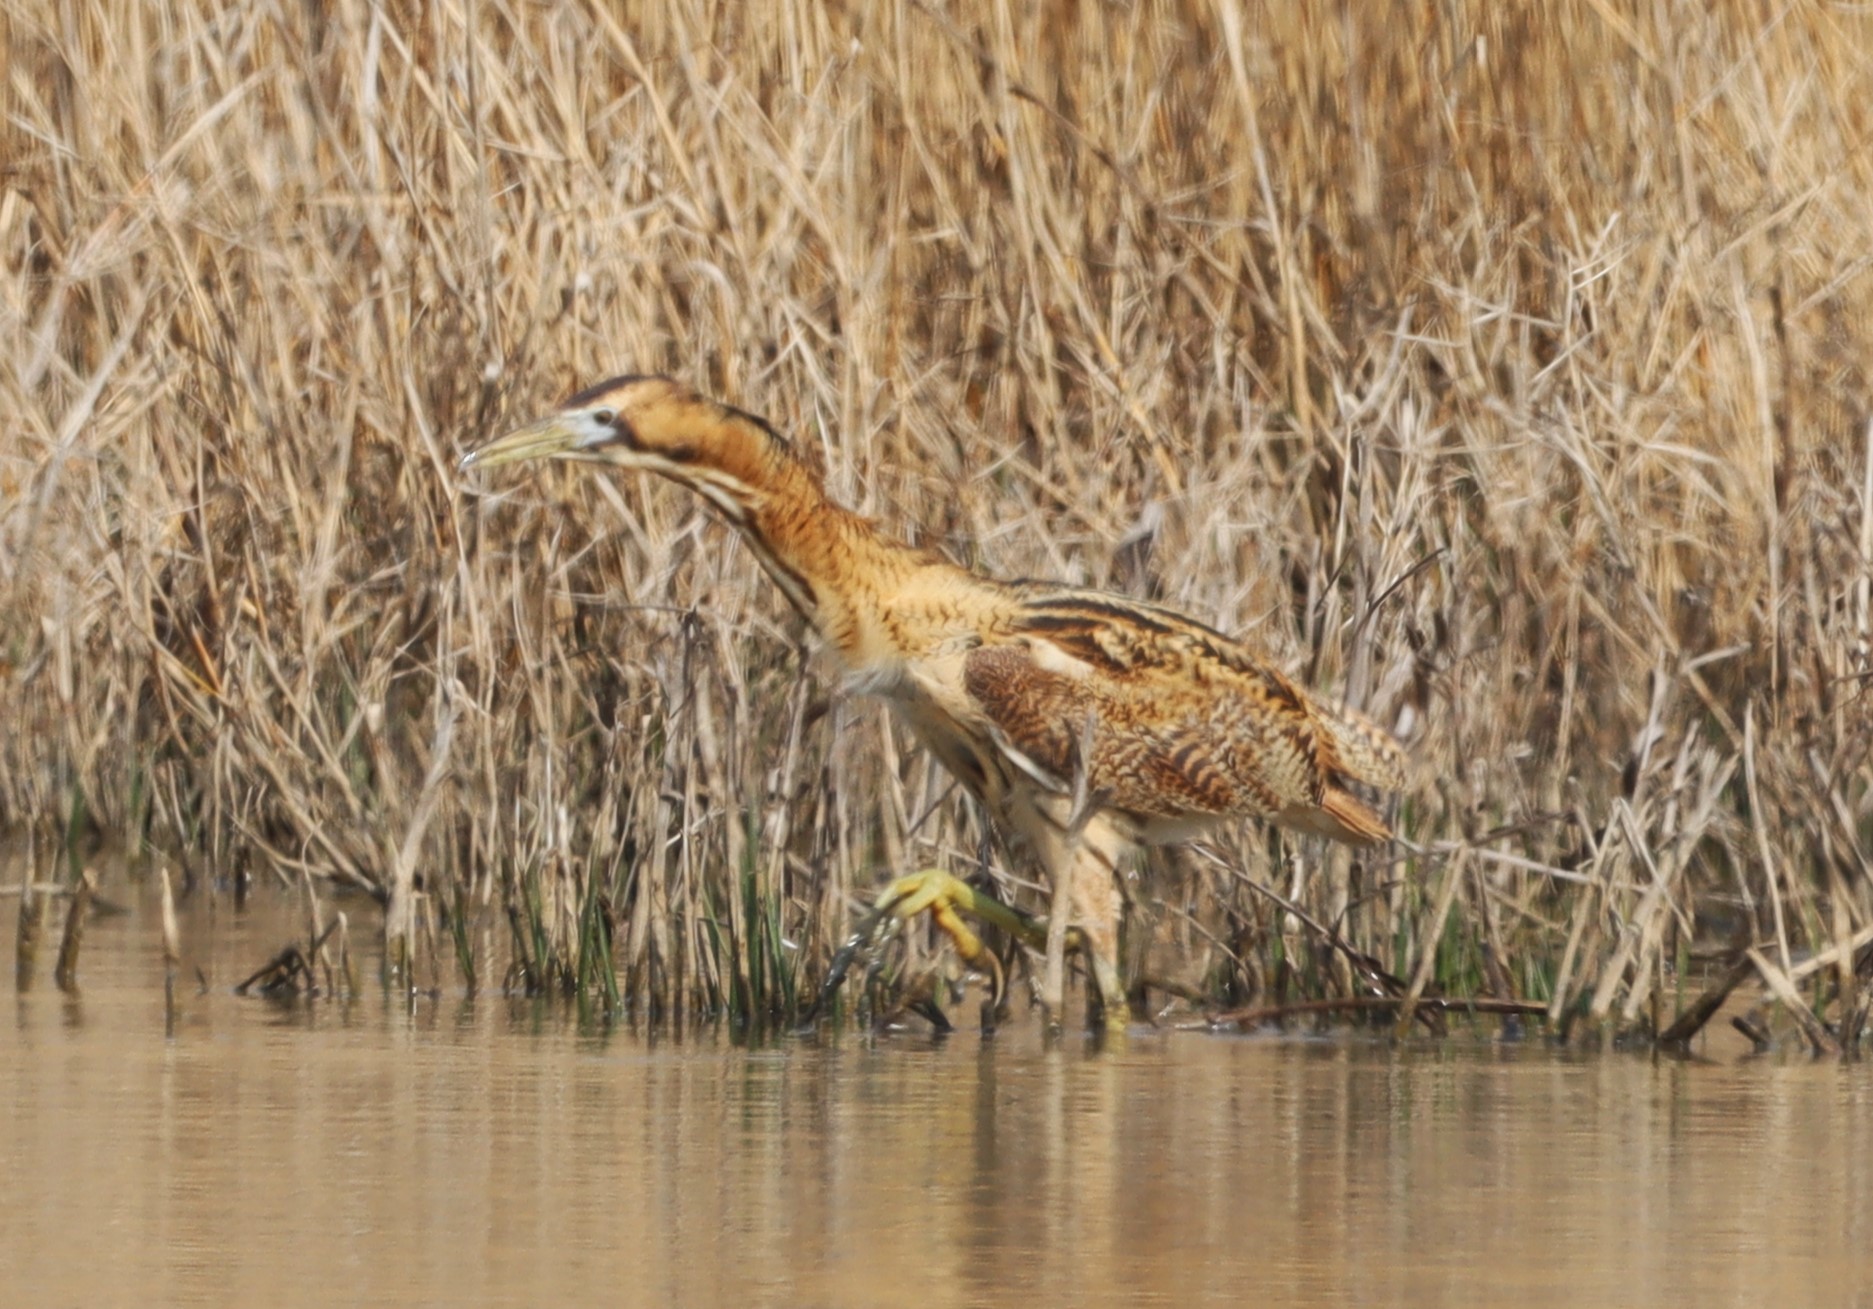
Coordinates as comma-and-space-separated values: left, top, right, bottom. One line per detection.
53, 866, 96, 992
1656, 952, 1755, 1049
1788, 924, 1873, 985
1743, 709, 1798, 981
159, 866, 181, 1035
1830, 877, 1860, 1060
302, 867, 327, 984
383, 884, 414, 990
336, 911, 356, 997
1732, 1011, 1774, 1054
1746, 948, 1842, 1057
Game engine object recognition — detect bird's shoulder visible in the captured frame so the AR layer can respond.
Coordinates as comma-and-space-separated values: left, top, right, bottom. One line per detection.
989, 581, 1307, 705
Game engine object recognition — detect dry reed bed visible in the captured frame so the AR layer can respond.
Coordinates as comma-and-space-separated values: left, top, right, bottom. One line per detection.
2, 1, 1869, 1041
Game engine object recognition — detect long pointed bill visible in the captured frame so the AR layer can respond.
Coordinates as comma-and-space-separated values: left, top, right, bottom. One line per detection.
458, 415, 581, 471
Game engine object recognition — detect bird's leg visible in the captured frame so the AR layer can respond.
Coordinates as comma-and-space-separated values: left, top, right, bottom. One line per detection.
1065, 844, 1129, 1033
1056, 835, 1123, 1041
1028, 780, 1133, 1034
1042, 712, 1101, 1029
1040, 857, 1074, 1028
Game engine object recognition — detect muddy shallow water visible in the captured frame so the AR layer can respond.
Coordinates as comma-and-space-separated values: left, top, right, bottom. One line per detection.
5, 890, 1870, 1308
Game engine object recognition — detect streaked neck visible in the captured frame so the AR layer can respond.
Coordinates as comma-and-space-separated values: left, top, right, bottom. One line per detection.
664, 426, 929, 660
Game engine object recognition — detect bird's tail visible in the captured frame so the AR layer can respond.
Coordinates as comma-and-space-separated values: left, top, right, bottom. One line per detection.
1276, 787, 1393, 845
1270, 694, 1409, 845
1307, 693, 1409, 793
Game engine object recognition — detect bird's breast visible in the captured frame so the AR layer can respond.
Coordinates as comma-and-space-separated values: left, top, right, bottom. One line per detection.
849, 650, 1008, 806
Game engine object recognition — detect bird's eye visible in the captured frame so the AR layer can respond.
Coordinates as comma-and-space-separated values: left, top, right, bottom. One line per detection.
592, 408, 616, 426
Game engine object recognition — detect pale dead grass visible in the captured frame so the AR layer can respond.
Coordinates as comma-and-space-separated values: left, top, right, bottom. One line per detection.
2, 0, 1870, 1034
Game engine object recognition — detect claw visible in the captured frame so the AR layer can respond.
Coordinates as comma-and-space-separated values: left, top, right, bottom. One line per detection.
811, 869, 1130, 1032
908, 994, 955, 1033
814, 869, 1040, 1025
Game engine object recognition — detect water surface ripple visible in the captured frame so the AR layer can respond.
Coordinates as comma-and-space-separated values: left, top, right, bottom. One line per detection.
5, 894, 1868, 1307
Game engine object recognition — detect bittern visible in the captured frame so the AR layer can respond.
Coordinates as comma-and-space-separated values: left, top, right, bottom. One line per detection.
462, 376, 1406, 1030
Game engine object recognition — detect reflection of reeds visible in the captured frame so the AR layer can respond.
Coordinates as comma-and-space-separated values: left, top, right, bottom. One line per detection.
15, 877, 47, 992
3, 2, 1870, 1045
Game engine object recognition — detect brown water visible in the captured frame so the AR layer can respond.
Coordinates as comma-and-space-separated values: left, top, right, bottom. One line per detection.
5, 891, 1870, 1308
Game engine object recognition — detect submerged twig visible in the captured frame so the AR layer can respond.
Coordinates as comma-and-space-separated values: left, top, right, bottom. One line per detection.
1656, 952, 1755, 1049
235, 919, 343, 997
1196, 995, 1551, 1032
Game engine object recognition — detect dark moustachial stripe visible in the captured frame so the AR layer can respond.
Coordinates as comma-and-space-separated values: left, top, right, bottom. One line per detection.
561, 375, 650, 450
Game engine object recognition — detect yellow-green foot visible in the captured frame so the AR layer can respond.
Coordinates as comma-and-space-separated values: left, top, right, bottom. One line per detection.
813, 869, 1128, 1032
815, 870, 1029, 1022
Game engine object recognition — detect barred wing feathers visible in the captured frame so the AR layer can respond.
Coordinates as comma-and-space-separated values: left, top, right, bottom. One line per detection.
962, 589, 1404, 845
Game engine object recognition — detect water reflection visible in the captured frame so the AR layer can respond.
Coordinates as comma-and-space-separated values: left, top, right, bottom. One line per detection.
5, 892, 1869, 1307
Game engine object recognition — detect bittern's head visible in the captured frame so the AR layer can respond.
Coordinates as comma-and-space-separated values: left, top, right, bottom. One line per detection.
459, 374, 714, 476
461, 373, 814, 532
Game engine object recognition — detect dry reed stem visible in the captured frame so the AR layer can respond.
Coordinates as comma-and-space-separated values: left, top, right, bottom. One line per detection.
1746, 947, 1841, 1057
1398, 847, 1468, 1033
51, 864, 93, 991
1657, 951, 1754, 1049
1, 0, 1869, 1029
159, 864, 180, 1035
